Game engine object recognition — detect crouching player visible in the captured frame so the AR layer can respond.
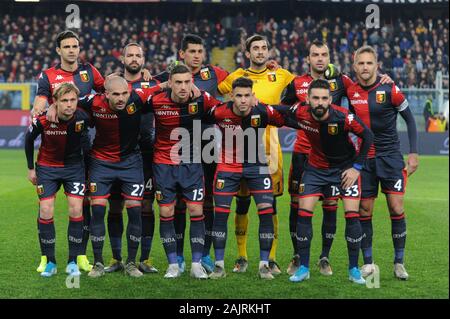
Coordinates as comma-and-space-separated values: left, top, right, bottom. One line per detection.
25, 83, 90, 277
283, 79, 374, 284
206, 77, 287, 280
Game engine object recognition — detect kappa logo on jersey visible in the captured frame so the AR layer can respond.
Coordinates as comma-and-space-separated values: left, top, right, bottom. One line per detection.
216, 179, 225, 190
328, 123, 338, 135
302, 82, 310, 87
155, 190, 163, 201
328, 79, 338, 91
50, 123, 58, 129
89, 183, 97, 193
37, 185, 44, 195
353, 92, 361, 98
251, 114, 261, 127
376, 91, 386, 104
200, 68, 211, 80
299, 183, 305, 194
126, 103, 137, 115
268, 73, 277, 82
79, 70, 89, 82
75, 120, 84, 132
188, 102, 198, 114
55, 75, 64, 81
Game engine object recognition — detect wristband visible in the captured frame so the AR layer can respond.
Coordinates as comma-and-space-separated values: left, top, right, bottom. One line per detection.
353, 163, 363, 171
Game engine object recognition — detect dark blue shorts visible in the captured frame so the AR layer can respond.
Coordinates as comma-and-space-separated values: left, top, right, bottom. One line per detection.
214, 165, 274, 205
109, 152, 154, 201
36, 163, 86, 201
89, 154, 144, 200
289, 152, 308, 196
299, 164, 361, 200
153, 163, 204, 206
361, 154, 407, 199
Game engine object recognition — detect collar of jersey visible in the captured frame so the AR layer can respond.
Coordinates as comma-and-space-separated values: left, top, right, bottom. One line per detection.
245, 67, 269, 74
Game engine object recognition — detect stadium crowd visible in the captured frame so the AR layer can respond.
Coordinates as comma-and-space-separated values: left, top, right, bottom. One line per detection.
0, 12, 448, 88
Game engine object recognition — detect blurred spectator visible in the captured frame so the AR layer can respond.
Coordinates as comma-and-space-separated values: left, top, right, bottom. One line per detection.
423, 96, 435, 132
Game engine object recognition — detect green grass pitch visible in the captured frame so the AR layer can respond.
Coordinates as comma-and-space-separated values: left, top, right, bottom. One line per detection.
0, 149, 448, 299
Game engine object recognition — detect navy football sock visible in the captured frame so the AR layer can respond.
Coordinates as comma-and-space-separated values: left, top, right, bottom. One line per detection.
321, 205, 337, 259
258, 208, 275, 262
68, 216, 84, 264
38, 217, 56, 264
360, 216, 373, 264
289, 201, 298, 254
140, 209, 155, 262
107, 211, 123, 261
212, 208, 230, 261
297, 209, 314, 268
190, 215, 206, 263
345, 211, 362, 270
174, 206, 186, 257
160, 216, 177, 264
81, 201, 91, 255
90, 204, 106, 265
126, 205, 142, 264
203, 206, 214, 257
391, 214, 407, 264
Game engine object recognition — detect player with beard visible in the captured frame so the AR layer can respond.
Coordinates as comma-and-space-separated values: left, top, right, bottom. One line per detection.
218, 34, 295, 275
105, 43, 166, 274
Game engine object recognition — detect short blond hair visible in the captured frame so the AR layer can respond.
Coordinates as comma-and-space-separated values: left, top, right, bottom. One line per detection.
354, 45, 378, 62
52, 82, 80, 101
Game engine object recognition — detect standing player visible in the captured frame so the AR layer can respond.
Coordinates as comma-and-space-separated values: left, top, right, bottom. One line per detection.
46, 76, 163, 277
206, 77, 286, 280
347, 46, 418, 280
171, 34, 229, 274
218, 34, 295, 274
281, 40, 393, 276
25, 83, 90, 277
149, 64, 221, 279
283, 80, 374, 284
32, 30, 104, 274
105, 43, 164, 274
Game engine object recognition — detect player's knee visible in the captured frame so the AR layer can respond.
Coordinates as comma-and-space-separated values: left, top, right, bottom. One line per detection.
68, 201, 83, 218
187, 203, 203, 217
39, 202, 54, 219
124, 199, 141, 209
92, 198, 108, 207
159, 205, 175, 218
323, 199, 338, 207
388, 203, 404, 216
359, 200, 374, 217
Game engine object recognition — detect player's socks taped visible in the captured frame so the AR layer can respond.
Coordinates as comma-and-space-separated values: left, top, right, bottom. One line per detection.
321, 205, 337, 259
90, 204, 106, 264
345, 211, 362, 269
360, 215, 373, 264
68, 216, 84, 263
289, 200, 299, 254
391, 213, 407, 264
140, 209, 155, 262
160, 216, 177, 264
297, 209, 314, 268
190, 215, 206, 263
174, 205, 186, 257
107, 211, 123, 261
126, 206, 142, 264
203, 206, 214, 257
38, 217, 56, 264
212, 208, 230, 261
258, 208, 274, 262
269, 199, 278, 261
81, 200, 91, 255
235, 196, 250, 259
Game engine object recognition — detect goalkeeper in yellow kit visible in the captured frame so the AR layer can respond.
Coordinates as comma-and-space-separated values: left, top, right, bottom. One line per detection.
218, 34, 295, 274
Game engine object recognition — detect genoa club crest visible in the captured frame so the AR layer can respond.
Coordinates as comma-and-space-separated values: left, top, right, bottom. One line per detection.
376, 91, 386, 104
89, 183, 97, 193
75, 120, 84, 132
267, 72, 277, 82
188, 102, 198, 114
200, 68, 211, 80
251, 115, 261, 127
37, 185, 44, 195
126, 103, 136, 115
155, 191, 163, 202
216, 179, 225, 190
141, 82, 150, 89
79, 70, 90, 82
328, 123, 338, 135
328, 79, 338, 92
299, 183, 305, 194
